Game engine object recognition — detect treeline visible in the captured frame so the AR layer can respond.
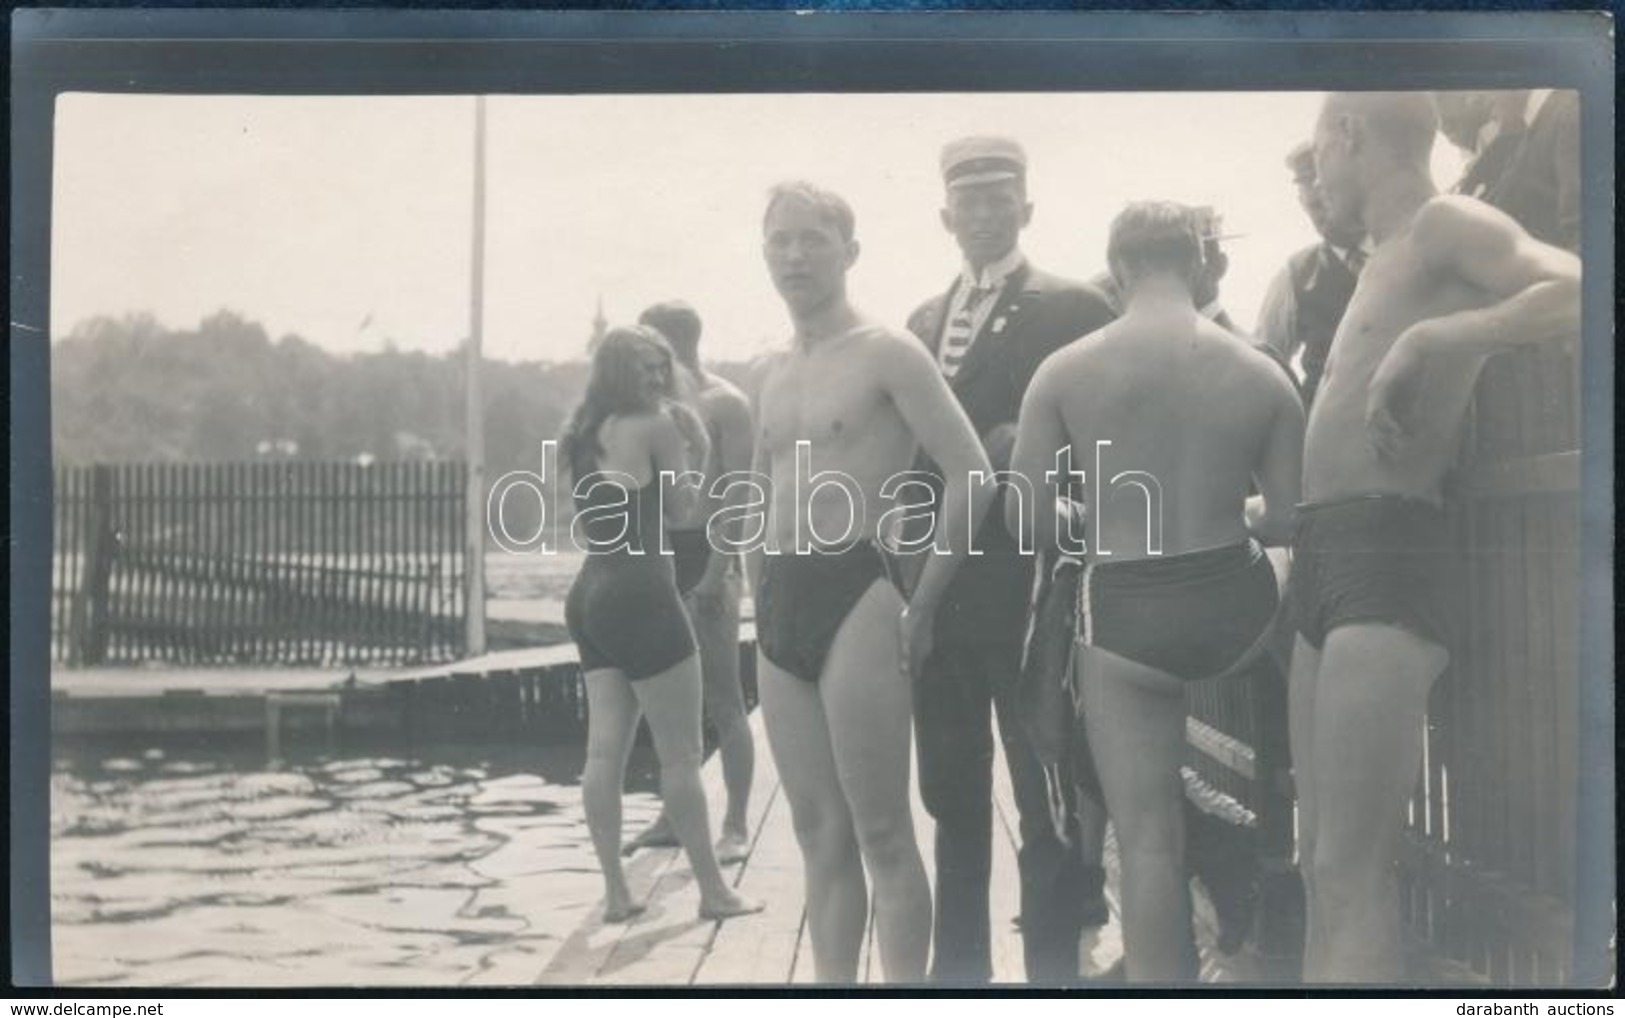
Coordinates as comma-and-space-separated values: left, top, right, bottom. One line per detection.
51, 310, 755, 477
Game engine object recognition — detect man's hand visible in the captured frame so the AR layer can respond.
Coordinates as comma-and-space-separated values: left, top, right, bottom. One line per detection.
898, 603, 935, 681
663, 398, 710, 465
1366, 329, 1426, 459
689, 553, 731, 609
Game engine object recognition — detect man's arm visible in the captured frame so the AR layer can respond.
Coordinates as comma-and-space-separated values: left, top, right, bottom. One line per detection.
650, 413, 703, 528
1412, 195, 1581, 354
740, 363, 779, 596
1005, 359, 1072, 555
1367, 196, 1581, 451
664, 398, 712, 481
695, 384, 755, 595
1246, 364, 1305, 546
874, 333, 993, 668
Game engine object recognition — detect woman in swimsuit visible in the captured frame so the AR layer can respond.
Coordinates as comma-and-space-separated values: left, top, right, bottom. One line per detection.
562, 325, 762, 924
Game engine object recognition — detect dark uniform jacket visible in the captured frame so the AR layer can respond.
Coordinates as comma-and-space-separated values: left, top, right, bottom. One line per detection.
906, 262, 1116, 646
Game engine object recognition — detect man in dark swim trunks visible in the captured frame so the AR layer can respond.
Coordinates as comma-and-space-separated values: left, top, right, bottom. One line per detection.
1292, 91, 1579, 982
623, 300, 758, 865
749, 180, 993, 983
1087, 203, 1288, 958
1007, 200, 1303, 980
906, 136, 1119, 983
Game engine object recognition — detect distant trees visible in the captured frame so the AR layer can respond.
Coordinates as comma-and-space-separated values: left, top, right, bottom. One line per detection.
45, 313, 536, 547
51, 311, 586, 469
49, 310, 764, 543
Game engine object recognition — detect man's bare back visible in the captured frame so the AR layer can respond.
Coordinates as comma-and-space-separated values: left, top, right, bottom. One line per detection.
1036, 308, 1301, 559
757, 323, 922, 552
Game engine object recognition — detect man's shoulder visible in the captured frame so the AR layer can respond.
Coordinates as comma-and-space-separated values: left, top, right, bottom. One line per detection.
861, 321, 956, 378
1411, 193, 1521, 257
1034, 320, 1114, 377
698, 372, 751, 420
852, 321, 926, 354
1202, 320, 1301, 400
1416, 192, 1502, 229
906, 290, 951, 339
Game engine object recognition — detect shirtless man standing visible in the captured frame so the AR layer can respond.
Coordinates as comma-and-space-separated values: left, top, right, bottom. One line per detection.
1293, 92, 1580, 982
1007, 201, 1303, 980
624, 300, 757, 864
750, 181, 993, 982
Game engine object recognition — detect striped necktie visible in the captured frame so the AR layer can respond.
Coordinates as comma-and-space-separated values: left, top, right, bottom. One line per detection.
940, 285, 996, 379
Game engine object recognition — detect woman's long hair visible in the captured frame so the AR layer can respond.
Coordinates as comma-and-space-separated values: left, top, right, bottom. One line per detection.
561, 325, 679, 479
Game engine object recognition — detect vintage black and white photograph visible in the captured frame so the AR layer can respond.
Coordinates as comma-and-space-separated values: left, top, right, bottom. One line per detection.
17, 13, 1611, 992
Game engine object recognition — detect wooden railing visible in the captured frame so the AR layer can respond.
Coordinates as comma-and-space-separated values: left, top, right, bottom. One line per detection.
1403, 344, 1581, 983
52, 461, 467, 667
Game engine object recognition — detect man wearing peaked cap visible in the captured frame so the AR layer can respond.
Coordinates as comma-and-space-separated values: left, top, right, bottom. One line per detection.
904, 135, 1116, 984
939, 135, 1027, 188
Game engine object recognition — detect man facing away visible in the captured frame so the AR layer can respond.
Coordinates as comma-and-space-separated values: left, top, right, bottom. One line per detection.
749, 181, 993, 982
624, 300, 757, 864
906, 136, 1117, 983
1005, 200, 1303, 980
1292, 91, 1579, 982
1093, 206, 1240, 332
1256, 141, 1368, 408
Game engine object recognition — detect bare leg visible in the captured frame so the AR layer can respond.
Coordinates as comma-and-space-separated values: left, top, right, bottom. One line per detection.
627, 573, 754, 859
1076, 790, 1110, 926
691, 573, 754, 855
759, 654, 867, 981
632, 653, 761, 919
1079, 645, 1194, 982
1286, 634, 1324, 975
1301, 623, 1445, 983
820, 581, 932, 983
582, 667, 645, 921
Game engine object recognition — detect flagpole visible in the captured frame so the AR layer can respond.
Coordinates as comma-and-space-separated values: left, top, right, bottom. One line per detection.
463, 95, 488, 657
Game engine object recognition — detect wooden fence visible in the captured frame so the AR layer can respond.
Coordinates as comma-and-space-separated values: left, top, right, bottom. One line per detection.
53, 461, 466, 667
1183, 343, 1583, 983
1402, 344, 1581, 983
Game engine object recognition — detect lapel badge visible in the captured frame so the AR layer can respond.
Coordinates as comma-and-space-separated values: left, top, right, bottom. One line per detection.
991, 316, 1007, 334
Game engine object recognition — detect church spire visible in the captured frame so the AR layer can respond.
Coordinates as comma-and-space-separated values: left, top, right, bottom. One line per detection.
588, 294, 608, 353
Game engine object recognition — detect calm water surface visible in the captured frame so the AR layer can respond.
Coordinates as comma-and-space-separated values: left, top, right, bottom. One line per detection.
52, 733, 660, 987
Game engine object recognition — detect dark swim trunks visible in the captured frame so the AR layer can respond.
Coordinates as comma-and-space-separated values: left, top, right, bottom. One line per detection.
1289, 495, 1449, 650
756, 542, 906, 684
669, 528, 713, 597
1079, 540, 1279, 683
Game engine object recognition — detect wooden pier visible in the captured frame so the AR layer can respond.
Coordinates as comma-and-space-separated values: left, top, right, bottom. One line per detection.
529, 712, 1267, 987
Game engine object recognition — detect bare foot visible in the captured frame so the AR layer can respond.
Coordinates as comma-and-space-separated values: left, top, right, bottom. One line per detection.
603, 901, 647, 924
698, 889, 764, 921
715, 832, 751, 865
622, 818, 679, 856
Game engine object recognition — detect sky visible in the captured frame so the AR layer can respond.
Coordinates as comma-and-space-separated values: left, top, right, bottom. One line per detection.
52, 92, 1467, 364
